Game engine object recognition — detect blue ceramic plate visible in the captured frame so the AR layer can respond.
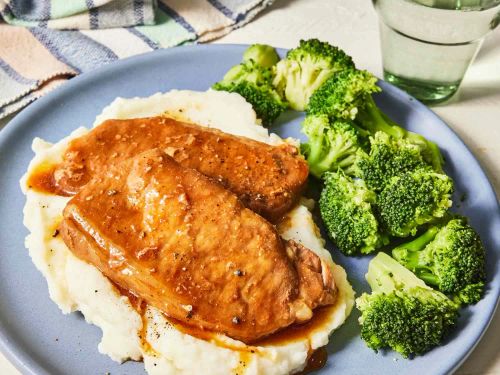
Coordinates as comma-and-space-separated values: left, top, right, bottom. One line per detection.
0, 45, 498, 375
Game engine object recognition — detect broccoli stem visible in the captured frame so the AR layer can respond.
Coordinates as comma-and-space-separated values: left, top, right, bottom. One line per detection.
366, 252, 398, 294
422, 140, 444, 172
349, 122, 371, 138
306, 136, 327, 177
405, 132, 444, 172
392, 227, 441, 286
307, 136, 324, 163
312, 152, 337, 177
310, 157, 336, 178
337, 153, 358, 169
366, 252, 428, 295
393, 227, 439, 253
418, 273, 440, 286
356, 96, 406, 139
313, 141, 353, 176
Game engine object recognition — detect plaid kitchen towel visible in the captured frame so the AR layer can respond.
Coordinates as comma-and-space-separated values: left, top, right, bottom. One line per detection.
0, 0, 274, 119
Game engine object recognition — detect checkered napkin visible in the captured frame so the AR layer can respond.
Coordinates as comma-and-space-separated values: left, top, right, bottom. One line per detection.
0, 0, 274, 119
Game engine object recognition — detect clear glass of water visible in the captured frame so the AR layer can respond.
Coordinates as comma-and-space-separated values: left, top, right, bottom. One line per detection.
373, 0, 500, 104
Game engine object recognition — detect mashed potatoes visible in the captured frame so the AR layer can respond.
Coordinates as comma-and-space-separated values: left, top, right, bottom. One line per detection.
21, 90, 354, 374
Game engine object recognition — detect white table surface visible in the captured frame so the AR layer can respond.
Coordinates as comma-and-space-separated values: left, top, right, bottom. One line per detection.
0, 0, 499, 373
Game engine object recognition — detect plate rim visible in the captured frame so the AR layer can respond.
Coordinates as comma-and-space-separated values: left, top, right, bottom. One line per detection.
0, 43, 498, 375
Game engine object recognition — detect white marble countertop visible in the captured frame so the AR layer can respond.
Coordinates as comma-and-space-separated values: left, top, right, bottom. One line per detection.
0, 0, 498, 373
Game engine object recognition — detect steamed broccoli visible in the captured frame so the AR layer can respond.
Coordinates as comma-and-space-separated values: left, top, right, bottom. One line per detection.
356, 252, 459, 358
308, 69, 380, 121
375, 168, 453, 237
301, 114, 368, 178
356, 132, 430, 191
319, 171, 388, 255
307, 69, 444, 171
213, 60, 287, 126
273, 39, 354, 111
392, 217, 486, 304
242, 44, 280, 68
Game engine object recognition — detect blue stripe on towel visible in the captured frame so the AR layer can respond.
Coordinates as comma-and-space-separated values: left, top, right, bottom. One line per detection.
8, 0, 50, 21
86, 0, 99, 29
0, 59, 37, 85
29, 28, 119, 73
127, 27, 159, 50
158, 2, 196, 35
38, 0, 50, 26
206, 0, 236, 20
134, 0, 145, 25
211, 0, 256, 21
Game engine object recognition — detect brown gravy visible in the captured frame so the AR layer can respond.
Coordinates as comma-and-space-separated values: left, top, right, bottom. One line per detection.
26, 163, 70, 197
299, 347, 328, 374
166, 315, 260, 354
115, 283, 147, 314
133, 299, 328, 374
254, 305, 337, 346
119, 281, 336, 350
233, 351, 251, 375
114, 284, 159, 356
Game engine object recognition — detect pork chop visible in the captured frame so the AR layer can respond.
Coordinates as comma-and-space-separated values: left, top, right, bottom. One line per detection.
53, 116, 309, 223
60, 149, 335, 343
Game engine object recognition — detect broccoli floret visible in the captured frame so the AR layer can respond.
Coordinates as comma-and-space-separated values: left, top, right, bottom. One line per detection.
213, 60, 287, 126
242, 44, 280, 68
356, 252, 459, 358
375, 169, 453, 237
273, 39, 354, 111
219, 59, 274, 84
319, 171, 388, 255
308, 69, 381, 121
392, 217, 486, 304
307, 69, 444, 171
301, 114, 368, 178
215, 81, 287, 126
356, 132, 430, 191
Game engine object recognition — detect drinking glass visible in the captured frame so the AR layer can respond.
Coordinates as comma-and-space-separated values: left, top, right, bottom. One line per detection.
373, 0, 500, 104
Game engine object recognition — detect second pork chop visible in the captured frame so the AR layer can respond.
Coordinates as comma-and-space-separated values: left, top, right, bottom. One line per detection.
53, 116, 309, 223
